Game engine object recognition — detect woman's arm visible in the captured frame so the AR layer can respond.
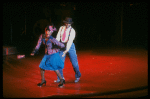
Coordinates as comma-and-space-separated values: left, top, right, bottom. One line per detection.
50, 36, 65, 48
31, 34, 43, 54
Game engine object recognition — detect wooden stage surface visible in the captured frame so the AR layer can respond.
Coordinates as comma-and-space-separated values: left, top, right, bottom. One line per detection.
3, 47, 148, 98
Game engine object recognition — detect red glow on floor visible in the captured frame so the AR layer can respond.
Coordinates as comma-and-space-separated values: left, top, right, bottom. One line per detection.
3, 48, 148, 98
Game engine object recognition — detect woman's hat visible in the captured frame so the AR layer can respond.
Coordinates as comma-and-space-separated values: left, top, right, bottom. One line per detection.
49, 26, 57, 32
45, 25, 57, 33
63, 17, 73, 24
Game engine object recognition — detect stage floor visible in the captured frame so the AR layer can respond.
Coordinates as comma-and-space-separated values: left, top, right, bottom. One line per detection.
3, 47, 148, 98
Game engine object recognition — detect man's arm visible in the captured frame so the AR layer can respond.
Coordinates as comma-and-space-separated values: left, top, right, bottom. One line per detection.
56, 26, 63, 41
66, 28, 75, 52
62, 28, 75, 57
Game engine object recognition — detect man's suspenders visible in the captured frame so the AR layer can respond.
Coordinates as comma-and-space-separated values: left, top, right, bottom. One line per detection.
60, 26, 72, 42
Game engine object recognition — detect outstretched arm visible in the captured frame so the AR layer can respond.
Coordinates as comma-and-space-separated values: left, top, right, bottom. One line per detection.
31, 34, 43, 55
50, 37, 65, 48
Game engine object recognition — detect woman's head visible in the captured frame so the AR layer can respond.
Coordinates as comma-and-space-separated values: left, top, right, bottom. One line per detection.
45, 23, 57, 38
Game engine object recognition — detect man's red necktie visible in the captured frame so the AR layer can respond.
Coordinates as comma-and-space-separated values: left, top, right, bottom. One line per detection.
62, 28, 66, 42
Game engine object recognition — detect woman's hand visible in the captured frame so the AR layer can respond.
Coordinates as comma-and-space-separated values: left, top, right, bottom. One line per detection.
30, 53, 34, 56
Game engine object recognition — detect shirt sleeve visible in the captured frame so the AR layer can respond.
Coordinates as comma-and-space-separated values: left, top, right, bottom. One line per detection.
32, 34, 43, 54
56, 26, 63, 41
50, 37, 65, 48
66, 28, 75, 51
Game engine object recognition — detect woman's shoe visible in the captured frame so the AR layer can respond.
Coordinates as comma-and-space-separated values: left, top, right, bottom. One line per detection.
37, 80, 46, 87
58, 79, 65, 87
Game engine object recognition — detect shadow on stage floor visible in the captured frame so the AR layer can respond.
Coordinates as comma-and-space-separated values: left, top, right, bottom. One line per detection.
3, 47, 148, 98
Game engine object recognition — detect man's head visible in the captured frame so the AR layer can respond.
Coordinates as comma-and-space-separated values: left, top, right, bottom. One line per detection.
63, 17, 73, 28
64, 23, 71, 28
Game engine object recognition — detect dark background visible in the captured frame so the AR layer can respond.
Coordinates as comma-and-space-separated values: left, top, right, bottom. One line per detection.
3, 2, 148, 54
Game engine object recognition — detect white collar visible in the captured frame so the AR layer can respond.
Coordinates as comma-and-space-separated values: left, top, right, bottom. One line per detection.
64, 26, 72, 30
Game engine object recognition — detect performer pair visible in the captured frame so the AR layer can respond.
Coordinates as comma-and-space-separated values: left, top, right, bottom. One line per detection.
31, 17, 81, 88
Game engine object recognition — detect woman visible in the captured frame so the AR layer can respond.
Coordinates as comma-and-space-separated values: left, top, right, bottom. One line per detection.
31, 24, 65, 87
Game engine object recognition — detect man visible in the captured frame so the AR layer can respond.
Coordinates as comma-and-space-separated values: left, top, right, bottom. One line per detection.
55, 17, 81, 83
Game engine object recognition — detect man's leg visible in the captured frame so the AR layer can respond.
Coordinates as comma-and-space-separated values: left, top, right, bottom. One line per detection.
68, 43, 81, 82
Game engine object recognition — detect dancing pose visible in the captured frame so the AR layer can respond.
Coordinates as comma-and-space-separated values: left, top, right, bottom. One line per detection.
31, 24, 65, 87
55, 17, 81, 83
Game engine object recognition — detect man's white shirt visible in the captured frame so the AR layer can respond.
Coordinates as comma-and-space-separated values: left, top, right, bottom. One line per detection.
56, 26, 75, 52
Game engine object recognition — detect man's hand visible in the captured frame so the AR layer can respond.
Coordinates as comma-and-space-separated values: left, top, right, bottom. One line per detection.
62, 50, 68, 57
30, 53, 34, 56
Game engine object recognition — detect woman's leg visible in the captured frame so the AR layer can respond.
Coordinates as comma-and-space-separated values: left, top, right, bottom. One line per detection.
38, 55, 47, 86
55, 70, 65, 87
37, 68, 46, 86
55, 51, 66, 82
55, 70, 63, 80
40, 68, 45, 82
